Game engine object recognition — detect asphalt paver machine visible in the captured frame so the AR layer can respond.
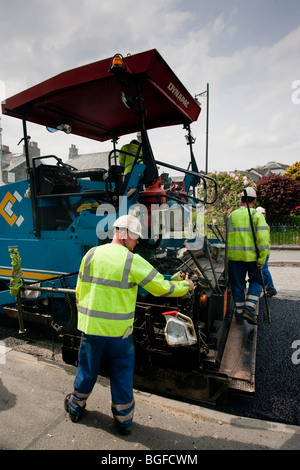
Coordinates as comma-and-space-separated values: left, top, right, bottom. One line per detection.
0, 50, 256, 403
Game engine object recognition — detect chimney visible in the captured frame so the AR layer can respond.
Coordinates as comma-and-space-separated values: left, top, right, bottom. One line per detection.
69, 144, 79, 159
23, 141, 41, 161
2, 145, 10, 154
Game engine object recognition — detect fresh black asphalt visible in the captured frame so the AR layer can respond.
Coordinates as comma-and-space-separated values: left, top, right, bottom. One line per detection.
206, 295, 300, 426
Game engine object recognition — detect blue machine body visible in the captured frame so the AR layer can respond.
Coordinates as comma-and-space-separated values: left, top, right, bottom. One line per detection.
0, 49, 218, 339
0, 50, 257, 408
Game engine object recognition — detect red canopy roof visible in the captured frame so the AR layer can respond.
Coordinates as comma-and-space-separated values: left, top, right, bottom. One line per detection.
2, 49, 201, 142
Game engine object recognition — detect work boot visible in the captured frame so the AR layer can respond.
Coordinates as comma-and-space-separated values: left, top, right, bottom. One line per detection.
266, 287, 277, 297
64, 393, 86, 422
116, 423, 132, 436
242, 309, 257, 325
235, 313, 244, 325
117, 426, 132, 436
114, 417, 132, 436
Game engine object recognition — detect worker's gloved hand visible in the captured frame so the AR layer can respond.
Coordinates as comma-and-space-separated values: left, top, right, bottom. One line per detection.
186, 274, 195, 291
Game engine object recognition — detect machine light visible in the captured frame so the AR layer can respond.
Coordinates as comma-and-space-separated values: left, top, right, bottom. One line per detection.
46, 124, 72, 134
109, 54, 127, 74
200, 294, 208, 307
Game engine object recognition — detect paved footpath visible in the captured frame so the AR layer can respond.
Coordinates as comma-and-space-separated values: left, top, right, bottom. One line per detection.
268, 247, 300, 299
269, 246, 300, 265
0, 343, 299, 451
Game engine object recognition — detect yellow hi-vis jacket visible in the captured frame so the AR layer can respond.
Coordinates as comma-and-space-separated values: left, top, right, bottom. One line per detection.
119, 143, 143, 175
76, 244, 189, 337
227, 207, 270, 265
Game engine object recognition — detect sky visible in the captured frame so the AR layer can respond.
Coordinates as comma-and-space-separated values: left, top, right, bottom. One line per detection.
0, 0, 300, 174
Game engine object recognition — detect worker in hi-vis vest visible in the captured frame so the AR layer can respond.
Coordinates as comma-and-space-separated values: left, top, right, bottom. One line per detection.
256, 206, 277, 298
119, 133, 143, 181
227, 187, 269, 326
64, 215, 195, 435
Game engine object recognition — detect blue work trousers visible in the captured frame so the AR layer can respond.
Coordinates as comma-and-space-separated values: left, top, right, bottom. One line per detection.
73, 332, 135, 431
229, 260, 263, 314
262, 257, 274, 289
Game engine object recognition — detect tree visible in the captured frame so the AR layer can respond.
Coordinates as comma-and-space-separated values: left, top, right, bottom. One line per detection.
256, 174, 300, 221
285, 162, 300, 181
198, 171, 255, 235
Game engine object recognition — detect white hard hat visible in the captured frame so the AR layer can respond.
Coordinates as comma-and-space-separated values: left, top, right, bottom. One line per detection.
256, 206, 266, 214
113, 214, 143, 238
241, 187, 256, 198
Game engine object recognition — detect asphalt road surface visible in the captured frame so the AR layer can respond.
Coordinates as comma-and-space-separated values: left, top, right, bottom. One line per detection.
207, 294, 300, 426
